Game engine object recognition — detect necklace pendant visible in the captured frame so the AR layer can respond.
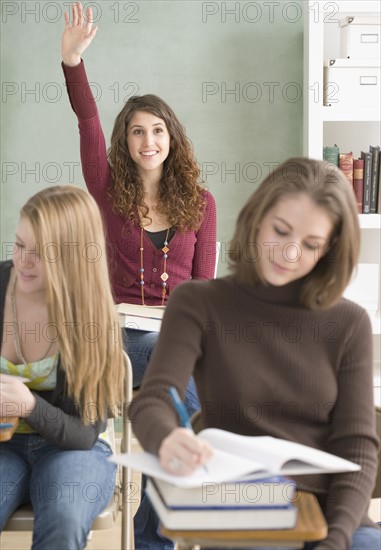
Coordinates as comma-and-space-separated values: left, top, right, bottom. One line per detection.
161, 272, 169, 282
162, 245, 169, 254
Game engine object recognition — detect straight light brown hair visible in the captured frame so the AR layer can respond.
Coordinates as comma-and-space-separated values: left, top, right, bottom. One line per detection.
229, 158, 360, 309
20, 185, 124, 423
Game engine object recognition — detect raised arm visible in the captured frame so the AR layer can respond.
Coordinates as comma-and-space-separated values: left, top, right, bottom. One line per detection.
61, 2, 98, 67
61, 2, 110, 202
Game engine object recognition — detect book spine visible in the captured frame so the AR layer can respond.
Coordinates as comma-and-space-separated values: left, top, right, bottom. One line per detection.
361, 151, 372, 214
353, 159, 364, 215
369, 146, 380, 214
323, 144, 339, 167
339, 152, 353, 187
378, 153, 381, 214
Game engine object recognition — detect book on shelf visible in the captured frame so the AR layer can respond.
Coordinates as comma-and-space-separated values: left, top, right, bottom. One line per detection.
146, 477, 297, 530
339, 151, 353, 186
110, 428, 360, 488
361, 151, 372, 214
353, 158, 364, 214
369, 145, 380, 214
378, 154, 381, 214
116, 303, 165, 332
153, 475, 296, 508
323, 144, 339, 166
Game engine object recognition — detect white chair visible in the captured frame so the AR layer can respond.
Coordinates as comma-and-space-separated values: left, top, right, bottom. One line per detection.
3, 351, 135, 550
214, 241, 221, 278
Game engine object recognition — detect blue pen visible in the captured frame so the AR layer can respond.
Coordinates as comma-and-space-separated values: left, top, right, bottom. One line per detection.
0, 422, 13, 429
169, 386, 193, 430
168, 386, 208, 472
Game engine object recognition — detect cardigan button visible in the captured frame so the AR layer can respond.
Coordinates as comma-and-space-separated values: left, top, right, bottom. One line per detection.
153, 268, 157, 272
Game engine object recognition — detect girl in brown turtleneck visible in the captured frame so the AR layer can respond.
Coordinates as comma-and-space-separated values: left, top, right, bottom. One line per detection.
131, 158, 380, 550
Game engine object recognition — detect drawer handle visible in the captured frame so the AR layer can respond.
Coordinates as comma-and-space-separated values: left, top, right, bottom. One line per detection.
360, 34, 379, 44
360, 76, 378, 86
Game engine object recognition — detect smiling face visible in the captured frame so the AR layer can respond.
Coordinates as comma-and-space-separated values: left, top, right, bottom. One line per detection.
256, 194, 334, 286
127, 110, 170, 178
13, 216, 46, 294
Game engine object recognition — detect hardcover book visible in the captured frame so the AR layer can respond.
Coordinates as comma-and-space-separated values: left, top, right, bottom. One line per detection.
339, 151, 353, 186
369, 145, 380, 214
378, 155, 381, 214
361, 151, 373, 213
110, 428, 360, 488
146, 478, 297, 530
323, 144, 339, 166
153, 475, 296, 508
116, 303, 165, 332
353, 158, 364, 214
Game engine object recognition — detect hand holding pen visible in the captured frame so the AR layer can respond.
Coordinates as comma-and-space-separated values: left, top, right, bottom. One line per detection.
157, 386, 213, 476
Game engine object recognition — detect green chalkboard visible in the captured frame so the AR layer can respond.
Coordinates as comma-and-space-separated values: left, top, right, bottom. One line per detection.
1, 0, 303, 275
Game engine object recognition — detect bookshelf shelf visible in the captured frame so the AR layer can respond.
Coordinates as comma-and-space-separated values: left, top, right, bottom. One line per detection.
327, 1, 380, 13
322, 108, 381, 123
359, 214, 381, 229
303, 1, 381, 347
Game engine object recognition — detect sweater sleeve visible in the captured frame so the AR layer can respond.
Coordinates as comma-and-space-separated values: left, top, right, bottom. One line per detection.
129, 281, 207, 453
316, 307, 379, 549
62, 60, 111, 203
191, 191, 217, 280
26, 368, 107, 450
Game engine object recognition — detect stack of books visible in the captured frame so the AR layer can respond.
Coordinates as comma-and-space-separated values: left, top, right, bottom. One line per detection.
111, 428, 360, 531
116, 303, 165, 332
323, 144, 381, 214
146, 475, 297, 530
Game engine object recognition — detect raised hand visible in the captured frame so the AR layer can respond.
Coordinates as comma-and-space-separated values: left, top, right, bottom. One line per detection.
61, 2, 98, 67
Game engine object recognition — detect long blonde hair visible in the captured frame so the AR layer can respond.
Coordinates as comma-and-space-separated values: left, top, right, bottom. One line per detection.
20, 185, 123, 423
229, 158, 360, 309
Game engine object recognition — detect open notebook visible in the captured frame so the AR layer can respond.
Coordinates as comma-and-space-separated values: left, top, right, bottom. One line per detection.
110, 428, 360, 488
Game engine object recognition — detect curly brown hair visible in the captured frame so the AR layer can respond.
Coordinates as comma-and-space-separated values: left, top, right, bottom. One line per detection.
108, 94, 205, 231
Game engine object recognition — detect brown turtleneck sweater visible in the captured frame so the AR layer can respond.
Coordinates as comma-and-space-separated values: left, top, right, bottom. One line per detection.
130, 275, 379, 549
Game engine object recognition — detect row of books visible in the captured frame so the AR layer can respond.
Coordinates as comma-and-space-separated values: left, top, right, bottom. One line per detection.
323, 145, 381, 214
111, 428, 360, 531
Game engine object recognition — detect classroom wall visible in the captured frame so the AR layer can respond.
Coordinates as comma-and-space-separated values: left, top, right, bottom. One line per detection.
1, 0, 304, 275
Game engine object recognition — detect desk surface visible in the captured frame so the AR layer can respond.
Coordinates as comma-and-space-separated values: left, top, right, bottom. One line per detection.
160, 491, 327, 549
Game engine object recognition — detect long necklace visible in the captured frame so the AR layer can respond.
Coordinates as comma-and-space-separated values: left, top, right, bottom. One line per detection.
140, 227, 170, 306
11, 276, 55, 365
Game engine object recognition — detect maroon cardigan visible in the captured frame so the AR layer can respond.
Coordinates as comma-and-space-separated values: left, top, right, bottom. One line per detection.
62, 61, 217, 305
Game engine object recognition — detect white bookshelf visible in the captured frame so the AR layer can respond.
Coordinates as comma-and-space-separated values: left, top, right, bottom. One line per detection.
303, 0, 381, 158
303, 1, 381, 350
359, 214, 381, 229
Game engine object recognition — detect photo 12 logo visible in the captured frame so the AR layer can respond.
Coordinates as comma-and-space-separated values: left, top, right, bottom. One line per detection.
201, 2, 339, 24
1, 2, 140, 24
202, 81, 302, 104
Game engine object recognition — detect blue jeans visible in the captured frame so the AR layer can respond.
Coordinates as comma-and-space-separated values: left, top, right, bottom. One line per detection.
205, 525, 381, 550
304, 525, 381, 549
124, 327, 201, 550
0, 434, 116, 550
123, 328, 200, 414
